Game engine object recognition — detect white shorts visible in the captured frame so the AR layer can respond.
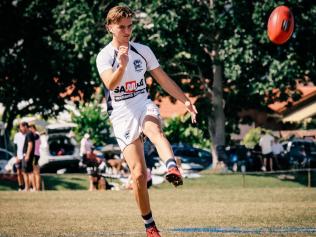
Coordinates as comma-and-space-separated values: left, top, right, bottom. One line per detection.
110, 101, 161, 151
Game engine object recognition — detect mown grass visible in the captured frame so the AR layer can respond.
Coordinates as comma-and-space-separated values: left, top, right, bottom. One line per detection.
1, 169, 315, 191
0, 173, 315, 237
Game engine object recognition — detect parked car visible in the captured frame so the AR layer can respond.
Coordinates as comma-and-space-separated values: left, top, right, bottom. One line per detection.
39, 123, 80, 172
282, 138, 316, 169
172, 144, 212, 171
0, 148, 14, 173
225, 145, 264, 172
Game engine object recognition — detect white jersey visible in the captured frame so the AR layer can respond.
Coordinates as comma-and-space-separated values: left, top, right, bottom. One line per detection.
96, 41, 159, 117
13, 132, 25, 160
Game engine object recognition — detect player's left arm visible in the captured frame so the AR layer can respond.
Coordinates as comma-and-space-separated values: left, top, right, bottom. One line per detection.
150, 66, 197, 123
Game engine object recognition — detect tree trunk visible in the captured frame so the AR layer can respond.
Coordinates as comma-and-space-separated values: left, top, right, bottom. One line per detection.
209, 59, 226, 170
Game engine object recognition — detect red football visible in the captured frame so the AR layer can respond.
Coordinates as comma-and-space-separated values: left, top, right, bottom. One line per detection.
267, 6, 294, 45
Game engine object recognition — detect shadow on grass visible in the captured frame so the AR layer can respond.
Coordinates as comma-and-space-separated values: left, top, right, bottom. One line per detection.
246, 170, 316, 188
42, 175, 87, 190
0, 174, 18, 190
0, 174, 88, 191
0, 179, 18, 190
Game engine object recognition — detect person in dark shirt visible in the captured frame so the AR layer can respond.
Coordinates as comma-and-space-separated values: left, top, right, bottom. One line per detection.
22, 124, 35, 191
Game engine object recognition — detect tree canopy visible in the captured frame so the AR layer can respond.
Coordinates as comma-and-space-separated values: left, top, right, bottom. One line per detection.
0, 0, 115, 133
1, 0, 315, 150
130, 0, 316, 134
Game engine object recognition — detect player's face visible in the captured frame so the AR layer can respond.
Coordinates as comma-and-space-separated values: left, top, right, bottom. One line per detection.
109, 17, 133, 45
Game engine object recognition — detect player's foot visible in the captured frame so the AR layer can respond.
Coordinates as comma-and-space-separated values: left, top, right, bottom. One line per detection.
146, 225, 161, 237
165, 167, 183, 187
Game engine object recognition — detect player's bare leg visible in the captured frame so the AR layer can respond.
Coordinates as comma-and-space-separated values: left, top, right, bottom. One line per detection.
123, 138, 150, 214
123, 138, 160, 236
143, 116, 183, 187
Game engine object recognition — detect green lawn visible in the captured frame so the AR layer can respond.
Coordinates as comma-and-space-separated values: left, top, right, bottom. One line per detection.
1, 170, 314, 191
0, 173, 316, 236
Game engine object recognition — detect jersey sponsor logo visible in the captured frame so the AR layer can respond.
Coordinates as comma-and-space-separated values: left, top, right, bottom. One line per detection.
114, 88, 146, 102
113, 79, 145, 94
126, 81, 137, 93
133, 59, 143, 72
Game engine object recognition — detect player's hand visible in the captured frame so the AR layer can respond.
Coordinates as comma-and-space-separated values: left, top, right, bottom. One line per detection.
185, 101, 198, 123
118, 46, 129, 68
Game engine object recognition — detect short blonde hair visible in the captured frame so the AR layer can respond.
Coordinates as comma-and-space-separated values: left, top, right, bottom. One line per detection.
106, 6, 134, 25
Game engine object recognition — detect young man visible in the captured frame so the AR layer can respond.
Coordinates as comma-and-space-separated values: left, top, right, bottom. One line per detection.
29, 124, 41, 191
259, 130, 274, 171
96, 6, 197, 237
22, 123, 35, 191
13, 122, 27, 191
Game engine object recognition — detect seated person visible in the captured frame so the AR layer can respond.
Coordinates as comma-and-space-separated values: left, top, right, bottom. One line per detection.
82, 149, 112, 191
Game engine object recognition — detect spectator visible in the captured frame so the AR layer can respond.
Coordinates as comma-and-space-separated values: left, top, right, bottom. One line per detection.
79, 133, 93, 169
271, 138, 283, 170
299, 145, 309, 168
259, 130, 274, 171
13, 122, 27, 191
22, 123, 35, 191
29, 124, 41, 191
84, 148, 111, 191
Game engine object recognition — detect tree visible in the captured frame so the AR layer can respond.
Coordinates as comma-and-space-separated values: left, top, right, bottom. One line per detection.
129, 0, 316, 166
163, 114, 211, 149
0, 0, 66, 136
0, 0, 119, 138
71, 99, 114, 146
1, 0, 315, 165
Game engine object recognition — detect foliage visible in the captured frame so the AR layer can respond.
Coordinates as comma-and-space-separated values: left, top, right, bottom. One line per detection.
0, 0, 67, 133
71, 100, 113, 146
242, 127, 275, 148
0, 0, 118, 135
163, 114, 211, 149
242, 127, 262, 149
130, 0, 316, 138
1, 0, 316, 149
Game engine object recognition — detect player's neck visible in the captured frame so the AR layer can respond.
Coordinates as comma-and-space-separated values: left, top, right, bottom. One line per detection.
111, 39, 129, 49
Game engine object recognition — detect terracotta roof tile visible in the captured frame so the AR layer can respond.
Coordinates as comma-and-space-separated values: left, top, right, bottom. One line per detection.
154, 94, 197, 119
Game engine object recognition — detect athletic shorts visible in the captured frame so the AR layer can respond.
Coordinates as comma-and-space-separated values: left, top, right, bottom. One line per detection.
22, 157, 34, 173
110, 101, 161, 151
33, 155, 40, 166
263, 152, 273, 159
14, 159, 22, 170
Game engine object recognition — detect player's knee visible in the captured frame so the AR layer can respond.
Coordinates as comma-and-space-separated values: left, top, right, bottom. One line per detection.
133, 170, 147, 185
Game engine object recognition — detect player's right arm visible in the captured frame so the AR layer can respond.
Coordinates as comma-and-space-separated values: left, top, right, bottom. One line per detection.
99, 46, 128, 90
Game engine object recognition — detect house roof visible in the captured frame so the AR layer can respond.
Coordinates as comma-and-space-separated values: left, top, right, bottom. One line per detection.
282, 101, 316, 122
268, 85, 316, 113
268, 85, 316, 122
154, 95, 197, 119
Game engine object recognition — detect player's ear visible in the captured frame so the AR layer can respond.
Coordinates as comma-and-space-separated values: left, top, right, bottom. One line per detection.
106, 25, 113, 33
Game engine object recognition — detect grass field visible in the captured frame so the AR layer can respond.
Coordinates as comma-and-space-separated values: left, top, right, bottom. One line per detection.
0, 173, 316, 237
